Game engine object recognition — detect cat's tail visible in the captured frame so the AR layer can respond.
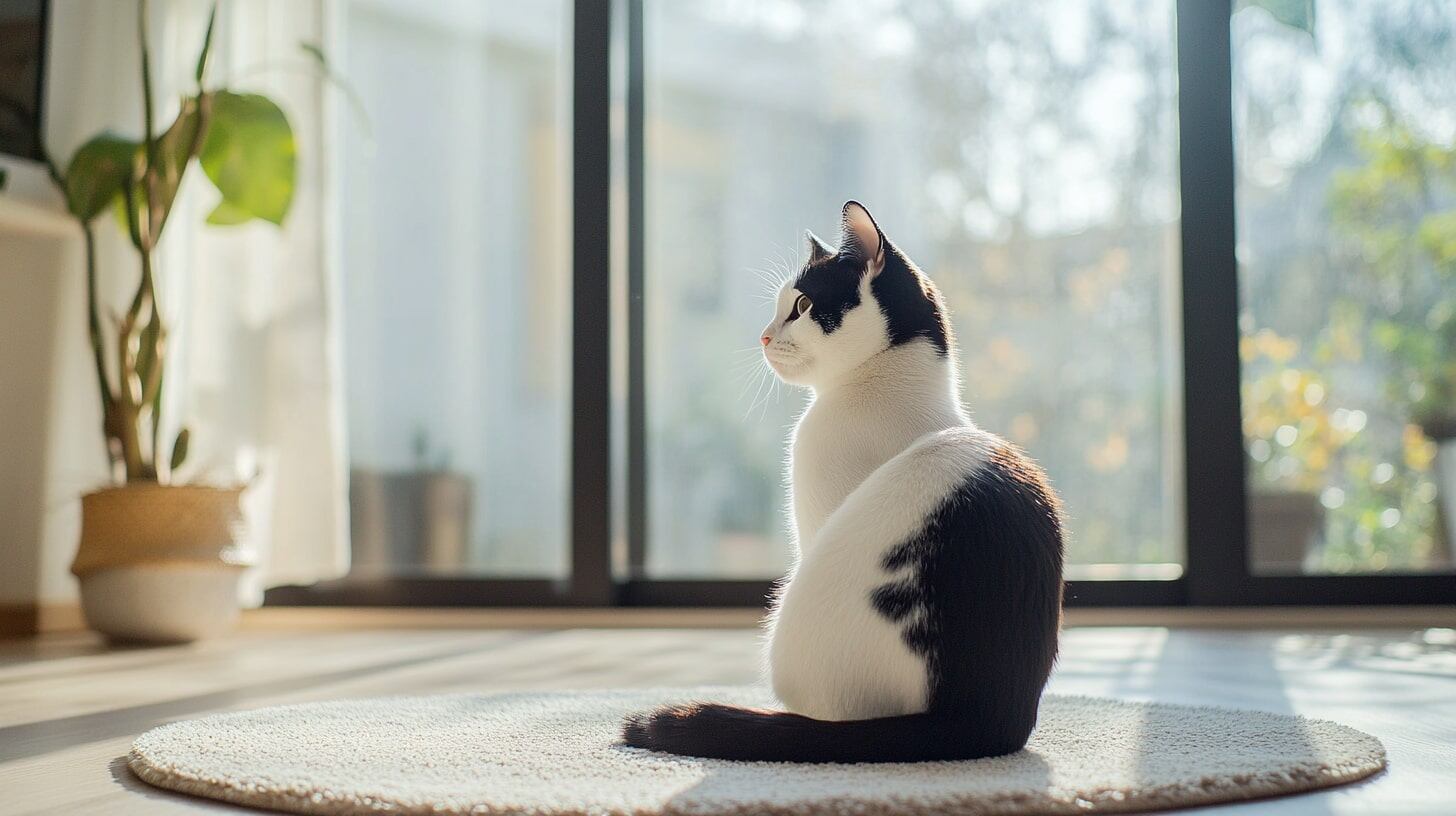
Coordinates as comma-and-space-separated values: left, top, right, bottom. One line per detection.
620, 702, 1024, 763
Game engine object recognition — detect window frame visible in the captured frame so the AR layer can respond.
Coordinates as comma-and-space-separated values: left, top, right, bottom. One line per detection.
266, 0, 1456, 610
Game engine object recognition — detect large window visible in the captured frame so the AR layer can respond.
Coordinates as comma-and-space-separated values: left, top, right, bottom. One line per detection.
268, 0, 1456, 608
642, 0, 1184, 580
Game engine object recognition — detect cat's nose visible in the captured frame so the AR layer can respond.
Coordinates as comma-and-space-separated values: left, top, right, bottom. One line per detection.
761, 334, 772, 346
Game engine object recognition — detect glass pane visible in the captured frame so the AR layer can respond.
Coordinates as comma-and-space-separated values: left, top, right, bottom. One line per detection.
1234, 0, 1456, 574
644, 0, 1184, 579
339, 0, 570, 577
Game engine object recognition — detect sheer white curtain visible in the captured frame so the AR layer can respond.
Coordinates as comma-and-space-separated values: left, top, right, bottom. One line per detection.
47, 0, 349, 601
160, 0, 349, 600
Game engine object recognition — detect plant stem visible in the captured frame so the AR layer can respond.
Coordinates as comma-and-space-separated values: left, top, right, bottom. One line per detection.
123, 0, 163, 483
139, 0, 157, 201
140, 270, 166, 482
137, 0, 160, 252
115, 245, 160, 482
36, 144, 120, 471
115, 302, 146, 480
81, 223, 121, 469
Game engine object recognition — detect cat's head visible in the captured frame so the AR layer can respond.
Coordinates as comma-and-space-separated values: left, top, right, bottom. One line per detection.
761, 201, 950, 388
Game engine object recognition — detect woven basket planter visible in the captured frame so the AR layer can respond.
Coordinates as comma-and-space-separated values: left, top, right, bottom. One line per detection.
72, 484, 255, 643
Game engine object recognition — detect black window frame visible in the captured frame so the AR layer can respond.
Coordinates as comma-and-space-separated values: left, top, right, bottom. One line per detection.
267, 0, 1456, 611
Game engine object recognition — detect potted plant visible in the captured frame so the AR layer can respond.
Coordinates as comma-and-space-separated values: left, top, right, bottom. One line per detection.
1366, 305, 1455, 563
34, 2, 302, 642
1374, 269, 1456, 563
1328, 116, 1456, 563
1394, 326, 1456, 561
349, 429, 473, 575
1241, 333, 1353, 572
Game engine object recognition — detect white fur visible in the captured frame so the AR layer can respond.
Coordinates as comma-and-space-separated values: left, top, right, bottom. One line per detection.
760, 273, 889, 390
760, 264, 995, 722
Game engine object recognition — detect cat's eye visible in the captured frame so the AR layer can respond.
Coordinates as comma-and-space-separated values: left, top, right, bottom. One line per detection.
789, 294, 812, 320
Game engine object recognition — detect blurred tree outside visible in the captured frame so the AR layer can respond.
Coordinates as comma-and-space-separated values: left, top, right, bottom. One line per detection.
1236, 0, 1454, 572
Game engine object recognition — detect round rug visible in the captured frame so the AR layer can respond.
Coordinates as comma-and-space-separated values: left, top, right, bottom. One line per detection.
129, 687, 1385, 816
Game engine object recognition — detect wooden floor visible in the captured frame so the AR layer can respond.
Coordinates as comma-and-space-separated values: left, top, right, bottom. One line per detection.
2, 624, 1454, 815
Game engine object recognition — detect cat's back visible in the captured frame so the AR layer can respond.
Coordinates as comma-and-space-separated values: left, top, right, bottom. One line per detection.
802, 425, 1002, 556
854, 424, 1003, 508
808, 424, 1063, 575
791, 388, 970, 547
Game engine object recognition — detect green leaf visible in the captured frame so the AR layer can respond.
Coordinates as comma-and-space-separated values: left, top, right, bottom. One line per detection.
299, 40, 374, 138
170, 427, 190, 472
65, 133, 140, 221
195, 3, 218, 86
200, 91, 296, 226
147, 95, 208, 240
102, 98, 206, 245
1236, 0, 1315, 36
113, 186, 141, 245
299, 41, 327, 66
205, 199, 254, 225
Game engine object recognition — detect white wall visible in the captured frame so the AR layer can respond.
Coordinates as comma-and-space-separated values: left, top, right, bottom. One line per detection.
0, 1, 164, 606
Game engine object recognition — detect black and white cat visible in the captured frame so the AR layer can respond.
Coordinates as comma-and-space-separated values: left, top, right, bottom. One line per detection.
623, 201, 1065, 763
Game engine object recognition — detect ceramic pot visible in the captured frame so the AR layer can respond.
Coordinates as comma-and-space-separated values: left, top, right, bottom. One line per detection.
1249, 490, 1324, 574
349, 468, 472, 574
72, 484, 253, 643
1426, 418, 1456, 563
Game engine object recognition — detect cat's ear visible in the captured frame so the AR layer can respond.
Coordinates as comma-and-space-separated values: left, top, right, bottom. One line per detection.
840, 200, 885, 276
806, 230, 834, 263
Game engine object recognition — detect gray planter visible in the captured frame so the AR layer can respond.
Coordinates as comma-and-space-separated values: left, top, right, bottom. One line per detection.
349, 468, 473, 575
1249, 490, 1325, 574
1423, 417, 1456, 565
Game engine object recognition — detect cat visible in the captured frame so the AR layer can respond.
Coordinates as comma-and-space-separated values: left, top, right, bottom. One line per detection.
622, 201, 1065, 763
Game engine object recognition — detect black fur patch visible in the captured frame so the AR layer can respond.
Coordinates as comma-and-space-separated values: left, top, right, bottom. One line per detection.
880, 537, 920, 571
872, 440, 1065, 752
872, 244, 951, 355
902, 617, 936, 656
869, 580, 919, 621
792, 254, 862, 335
791, 241, 951, 355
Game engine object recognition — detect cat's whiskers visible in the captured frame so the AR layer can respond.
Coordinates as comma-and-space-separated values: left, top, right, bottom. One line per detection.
767, 243, 797, 278
760, 369, 786, 423
742, 366, 770, 421
749, 265, 791, 304
730, 346, 770, 373
752, 245, 799, 298
732, 348, 774, 408
733, 363, 769, 402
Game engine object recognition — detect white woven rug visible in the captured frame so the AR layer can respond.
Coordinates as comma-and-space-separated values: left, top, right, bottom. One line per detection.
129, 686, 1384, 815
